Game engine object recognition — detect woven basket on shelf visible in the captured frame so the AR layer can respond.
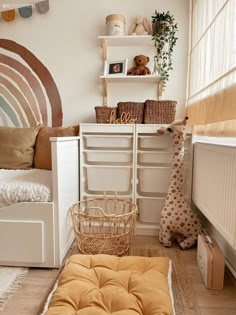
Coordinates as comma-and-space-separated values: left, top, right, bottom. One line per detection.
95, 106, 117, 123
117, 102, 144, 124
144, 100, 177, 124
70, 196, 138, 256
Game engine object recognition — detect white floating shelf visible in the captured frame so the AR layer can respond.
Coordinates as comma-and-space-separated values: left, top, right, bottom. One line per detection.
100, 75, 160, 83
98, 35, 153, 46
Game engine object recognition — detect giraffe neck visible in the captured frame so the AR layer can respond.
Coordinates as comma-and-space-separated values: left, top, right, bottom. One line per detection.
169, 132, 185, 192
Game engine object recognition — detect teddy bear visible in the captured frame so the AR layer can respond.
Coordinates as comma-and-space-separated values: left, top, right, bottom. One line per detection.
128, 16, 152, 35
127, 55, 151, 75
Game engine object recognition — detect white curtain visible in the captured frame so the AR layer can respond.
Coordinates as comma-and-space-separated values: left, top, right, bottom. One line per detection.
187, 0, 236, 136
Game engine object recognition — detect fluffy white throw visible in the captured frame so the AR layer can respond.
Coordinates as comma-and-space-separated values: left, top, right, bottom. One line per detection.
0, 169, 52, 208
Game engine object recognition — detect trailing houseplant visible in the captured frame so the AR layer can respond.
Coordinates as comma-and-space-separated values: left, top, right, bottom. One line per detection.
151, 10, 178, 91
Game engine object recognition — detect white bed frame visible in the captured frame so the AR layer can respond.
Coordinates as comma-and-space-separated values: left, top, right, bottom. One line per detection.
0, 136, 80, 268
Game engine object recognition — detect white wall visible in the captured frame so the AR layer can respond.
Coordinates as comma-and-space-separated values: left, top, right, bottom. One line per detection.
0, 0, 190, 126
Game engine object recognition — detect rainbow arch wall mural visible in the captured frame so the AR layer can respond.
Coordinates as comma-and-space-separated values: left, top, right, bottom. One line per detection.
0, 39, 62, 127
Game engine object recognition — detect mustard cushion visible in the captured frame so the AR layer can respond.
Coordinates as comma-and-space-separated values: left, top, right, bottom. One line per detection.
0, 126, 40, 169
34, 125, 79, 170
45, 254, 174, 315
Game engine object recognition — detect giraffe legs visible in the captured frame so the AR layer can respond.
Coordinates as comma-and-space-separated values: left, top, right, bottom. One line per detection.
175, 233, 185, 244
159, 229, 172, 247
179, 235, 198, 249
159, 226, 164, 244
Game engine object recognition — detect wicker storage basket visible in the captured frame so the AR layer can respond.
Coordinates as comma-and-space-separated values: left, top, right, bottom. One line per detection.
144, 100, 177, 124
117, 102, 144, 124
95, 106, 117, 123
70, 196, 138, 255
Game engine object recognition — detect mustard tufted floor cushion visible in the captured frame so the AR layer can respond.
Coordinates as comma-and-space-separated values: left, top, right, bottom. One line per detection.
45, 254, 174, 315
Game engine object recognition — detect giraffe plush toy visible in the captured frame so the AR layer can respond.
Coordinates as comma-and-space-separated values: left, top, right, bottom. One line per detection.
157, 117, 202, 249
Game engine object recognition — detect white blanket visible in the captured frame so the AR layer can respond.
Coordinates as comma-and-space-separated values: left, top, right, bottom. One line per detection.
0, 169, 52, 208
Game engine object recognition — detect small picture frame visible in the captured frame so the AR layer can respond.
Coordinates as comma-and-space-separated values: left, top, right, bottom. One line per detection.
104, 58, 128, 76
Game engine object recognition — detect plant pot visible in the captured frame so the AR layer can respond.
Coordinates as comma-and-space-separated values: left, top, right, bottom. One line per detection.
152, 20, 170, 35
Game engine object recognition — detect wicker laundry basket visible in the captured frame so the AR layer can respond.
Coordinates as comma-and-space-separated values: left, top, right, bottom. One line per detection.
117, 102, 144, 124
144, 100, 177, 124
95, 106, 117, 123
70, 196, 138, 255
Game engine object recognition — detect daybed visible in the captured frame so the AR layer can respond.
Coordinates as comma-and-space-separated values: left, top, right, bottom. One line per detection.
0, 126, 80, 268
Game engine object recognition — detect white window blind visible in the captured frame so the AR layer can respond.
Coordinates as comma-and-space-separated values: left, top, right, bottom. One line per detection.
187, 0, 236, 136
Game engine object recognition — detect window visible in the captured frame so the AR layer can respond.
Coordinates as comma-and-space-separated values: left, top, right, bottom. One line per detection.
187, 0, 236, 137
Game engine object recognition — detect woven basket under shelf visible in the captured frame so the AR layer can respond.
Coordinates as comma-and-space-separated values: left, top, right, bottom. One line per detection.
144, 100, 177, 124
70, 196, 138, 256
117, 102, 144, 124
95, 106, 117, 123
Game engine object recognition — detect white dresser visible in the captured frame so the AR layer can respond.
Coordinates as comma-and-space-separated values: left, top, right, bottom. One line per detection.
80, 123, 192, 235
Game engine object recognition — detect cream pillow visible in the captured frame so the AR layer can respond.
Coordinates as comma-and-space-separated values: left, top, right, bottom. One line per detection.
33, 125, 80, 170
0, 126, 40, 169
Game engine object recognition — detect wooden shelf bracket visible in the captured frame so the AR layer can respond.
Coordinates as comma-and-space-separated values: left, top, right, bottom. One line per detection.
102, 78, 108, 106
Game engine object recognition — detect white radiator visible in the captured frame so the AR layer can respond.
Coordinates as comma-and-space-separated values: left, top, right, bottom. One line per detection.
192, 142, 236, 249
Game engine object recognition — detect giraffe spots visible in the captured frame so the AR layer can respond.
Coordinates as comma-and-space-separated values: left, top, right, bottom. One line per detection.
159, 122, 202, 249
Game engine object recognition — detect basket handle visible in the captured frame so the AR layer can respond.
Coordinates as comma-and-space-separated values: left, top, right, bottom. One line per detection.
103, 190, 119, 198
84, 206, 113, 217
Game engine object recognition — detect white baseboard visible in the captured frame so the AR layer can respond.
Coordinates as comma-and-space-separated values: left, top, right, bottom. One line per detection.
226, 259, 236, 280
135, 222, 159, 236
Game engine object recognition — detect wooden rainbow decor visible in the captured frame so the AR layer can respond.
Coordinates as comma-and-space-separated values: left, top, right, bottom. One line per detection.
0, 39, 62, 127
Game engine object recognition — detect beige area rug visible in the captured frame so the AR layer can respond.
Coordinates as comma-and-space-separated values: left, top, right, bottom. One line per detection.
0, 266, 28, 312
128, 244, 201, 315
